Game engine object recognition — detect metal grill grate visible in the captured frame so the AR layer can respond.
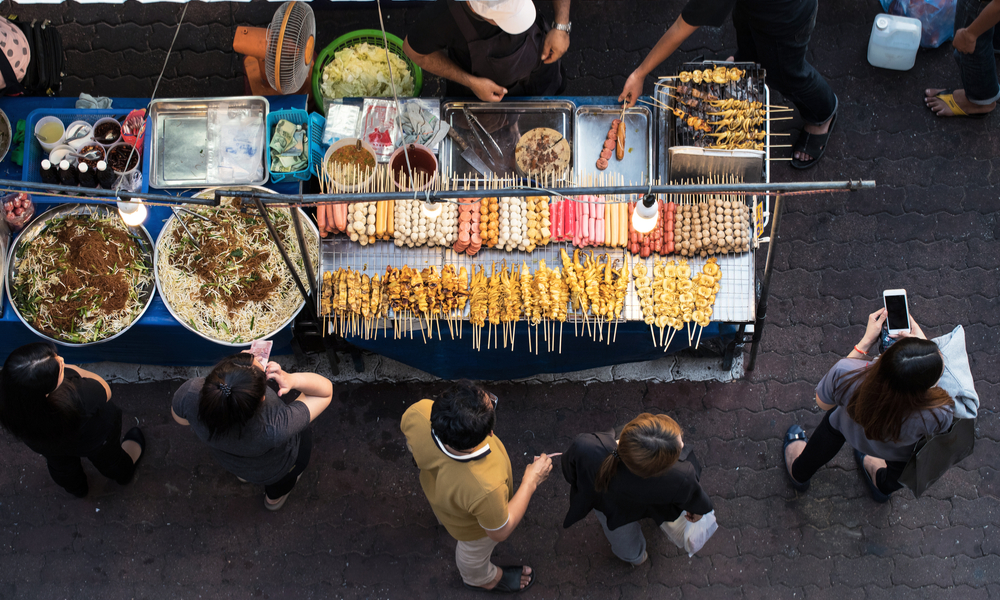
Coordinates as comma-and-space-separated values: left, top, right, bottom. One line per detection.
659, 61, 766, 150
318, 205, 758, 331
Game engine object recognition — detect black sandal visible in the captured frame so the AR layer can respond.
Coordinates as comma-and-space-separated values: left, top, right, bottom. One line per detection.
853, 450, 891, 503
783, 425, 810, 492
791, 111, 837, 170
464, 566, 535, 593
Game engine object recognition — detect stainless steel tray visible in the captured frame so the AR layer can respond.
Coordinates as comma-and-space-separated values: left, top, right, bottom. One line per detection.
573, 105, 652, 183
5, 203, 156, 347
441, 100, 575, 181
0, 217, 9, 310
149, 97, 269, 189
154, 186, 318, 347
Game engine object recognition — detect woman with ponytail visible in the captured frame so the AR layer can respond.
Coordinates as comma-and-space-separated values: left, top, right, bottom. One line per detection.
783, 308, 955, 502
171, 352, 332, 511
562, 413, 713, 565
0, 343, 144, 498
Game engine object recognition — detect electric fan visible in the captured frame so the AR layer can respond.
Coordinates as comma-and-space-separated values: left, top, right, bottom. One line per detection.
233, 1, 316, 95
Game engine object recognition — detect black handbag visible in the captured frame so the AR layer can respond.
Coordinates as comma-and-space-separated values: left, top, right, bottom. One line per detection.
1, 18, 63, 97
898, 418, 975, 498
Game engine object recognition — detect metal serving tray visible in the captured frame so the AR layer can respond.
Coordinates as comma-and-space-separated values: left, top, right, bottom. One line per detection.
153, 186, 318, 347
149, 97, 269, 189
5, 204, 156, 347
574, 105, 652, 184
441, 100, 575, 181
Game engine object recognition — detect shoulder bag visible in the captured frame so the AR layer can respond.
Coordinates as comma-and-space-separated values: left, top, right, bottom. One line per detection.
898, 417, 975, 498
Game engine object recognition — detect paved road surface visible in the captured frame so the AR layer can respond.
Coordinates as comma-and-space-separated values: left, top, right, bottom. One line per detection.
1, 0, 997, 598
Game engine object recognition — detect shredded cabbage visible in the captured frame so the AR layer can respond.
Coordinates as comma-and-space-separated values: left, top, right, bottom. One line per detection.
320, 42, 416, 99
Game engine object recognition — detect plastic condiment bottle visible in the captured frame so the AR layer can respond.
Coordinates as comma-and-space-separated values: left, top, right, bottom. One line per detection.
78, 162, 98, 188
40, 159, 59, 184
58, 160, 77, 186
96, 160, 117, 189
868, 14, 922, 71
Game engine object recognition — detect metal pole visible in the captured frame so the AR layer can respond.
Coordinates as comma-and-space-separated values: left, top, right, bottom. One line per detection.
747, 193, 784, 371
219, 180, 876, 204
0, 177, 874, 207
0, 178, 219, 206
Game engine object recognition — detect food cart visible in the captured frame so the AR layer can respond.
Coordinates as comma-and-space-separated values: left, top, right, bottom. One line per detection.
0, 50, 872, 376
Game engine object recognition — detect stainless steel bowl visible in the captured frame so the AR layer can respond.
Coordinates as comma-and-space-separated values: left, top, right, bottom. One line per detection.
5, 203, 157, 347
0, 108, 11, 164
153, 186, 319, 347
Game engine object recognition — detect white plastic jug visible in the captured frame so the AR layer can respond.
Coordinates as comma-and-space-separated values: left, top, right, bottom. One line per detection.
868, 14, 922, 71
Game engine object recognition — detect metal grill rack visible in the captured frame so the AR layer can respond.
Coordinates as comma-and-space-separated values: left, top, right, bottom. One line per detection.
318, 199, 757, 331
658, 61, 765, 150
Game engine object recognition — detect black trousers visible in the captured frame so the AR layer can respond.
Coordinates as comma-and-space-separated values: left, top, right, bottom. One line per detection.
791, 410, 907, 495
732, 0, 838, 125
264, 428, 312, 500
44, 411, 134, 497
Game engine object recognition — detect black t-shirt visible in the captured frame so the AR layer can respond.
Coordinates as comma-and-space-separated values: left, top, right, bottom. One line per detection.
562, 430, 714, 530
407, 0, 534, 74
682, 0, 814, 34
24, 370, 119, 457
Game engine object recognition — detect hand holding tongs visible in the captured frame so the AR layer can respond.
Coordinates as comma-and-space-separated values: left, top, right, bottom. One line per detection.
462, 107, 503, 165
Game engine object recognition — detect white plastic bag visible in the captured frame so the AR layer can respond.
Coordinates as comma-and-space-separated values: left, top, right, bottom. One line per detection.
659, 511, 718, 557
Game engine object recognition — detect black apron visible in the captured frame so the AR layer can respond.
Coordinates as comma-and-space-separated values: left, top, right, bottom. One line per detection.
446, 0, 561, 96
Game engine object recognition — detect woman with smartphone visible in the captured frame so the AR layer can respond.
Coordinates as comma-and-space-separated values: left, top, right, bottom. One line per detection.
171, 353, 333, 511
0, 342, 144, 498
561, 413, 713, 565
782, 309, 955, 502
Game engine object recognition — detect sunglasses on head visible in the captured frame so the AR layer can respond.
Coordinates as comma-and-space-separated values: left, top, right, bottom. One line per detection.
486, 391, 498, 410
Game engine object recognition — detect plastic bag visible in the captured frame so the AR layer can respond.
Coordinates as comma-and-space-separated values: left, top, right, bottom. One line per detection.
659, 511, 719, 557
2, 192, 34, 231
881, 0, 955, 48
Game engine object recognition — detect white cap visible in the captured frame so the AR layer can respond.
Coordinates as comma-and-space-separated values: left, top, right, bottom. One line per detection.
468, 0, 536, 35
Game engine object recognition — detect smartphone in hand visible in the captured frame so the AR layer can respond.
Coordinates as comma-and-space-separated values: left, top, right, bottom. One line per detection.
883, 289, 910, 335
250, 339, 273, 369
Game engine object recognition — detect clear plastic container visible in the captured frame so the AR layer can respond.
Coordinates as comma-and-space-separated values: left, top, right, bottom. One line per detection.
868, 14, 922, 71
34, 116, 66, 152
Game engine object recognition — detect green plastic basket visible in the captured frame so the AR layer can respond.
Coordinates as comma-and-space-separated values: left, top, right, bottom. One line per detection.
312, 29, 423, 115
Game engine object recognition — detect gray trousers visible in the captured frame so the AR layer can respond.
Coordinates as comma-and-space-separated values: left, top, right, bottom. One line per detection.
594, 510, 646, 565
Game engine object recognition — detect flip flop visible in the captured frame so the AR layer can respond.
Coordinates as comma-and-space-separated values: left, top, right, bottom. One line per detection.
790, 111, 837, 170
783, 425, 810, 492
464, 566, 535, 593
926, 89, 989, 119
123, 427, 146, 469
853, 449, 891, 503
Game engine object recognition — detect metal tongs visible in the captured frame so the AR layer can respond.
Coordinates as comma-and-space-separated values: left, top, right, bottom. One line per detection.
171, 206, 212, 250
462, 107, 504, 167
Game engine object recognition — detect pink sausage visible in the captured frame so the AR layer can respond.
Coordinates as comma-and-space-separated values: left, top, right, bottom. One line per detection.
563, 200, 577, 243
554, 199, 563, 241
600, 148, 613, 160
603, 139, 616, 150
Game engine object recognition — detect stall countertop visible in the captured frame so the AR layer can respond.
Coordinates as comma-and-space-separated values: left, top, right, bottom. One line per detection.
0, 95, 308, 365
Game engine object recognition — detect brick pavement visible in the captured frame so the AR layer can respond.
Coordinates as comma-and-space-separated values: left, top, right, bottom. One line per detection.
1, 0, 999, 598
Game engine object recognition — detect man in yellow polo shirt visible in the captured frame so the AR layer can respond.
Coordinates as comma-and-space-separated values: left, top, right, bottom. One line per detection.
401, 381, 553, 592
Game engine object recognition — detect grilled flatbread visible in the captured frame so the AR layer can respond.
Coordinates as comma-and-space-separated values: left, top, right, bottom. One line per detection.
515, 127, 570, 178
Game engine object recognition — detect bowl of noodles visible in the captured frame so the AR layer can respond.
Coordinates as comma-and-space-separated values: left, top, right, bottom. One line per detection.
6, 203, 156, 346
154, 186, 319, 346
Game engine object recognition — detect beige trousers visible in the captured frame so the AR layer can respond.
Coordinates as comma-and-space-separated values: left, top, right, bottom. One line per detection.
455, 536, 499, 587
